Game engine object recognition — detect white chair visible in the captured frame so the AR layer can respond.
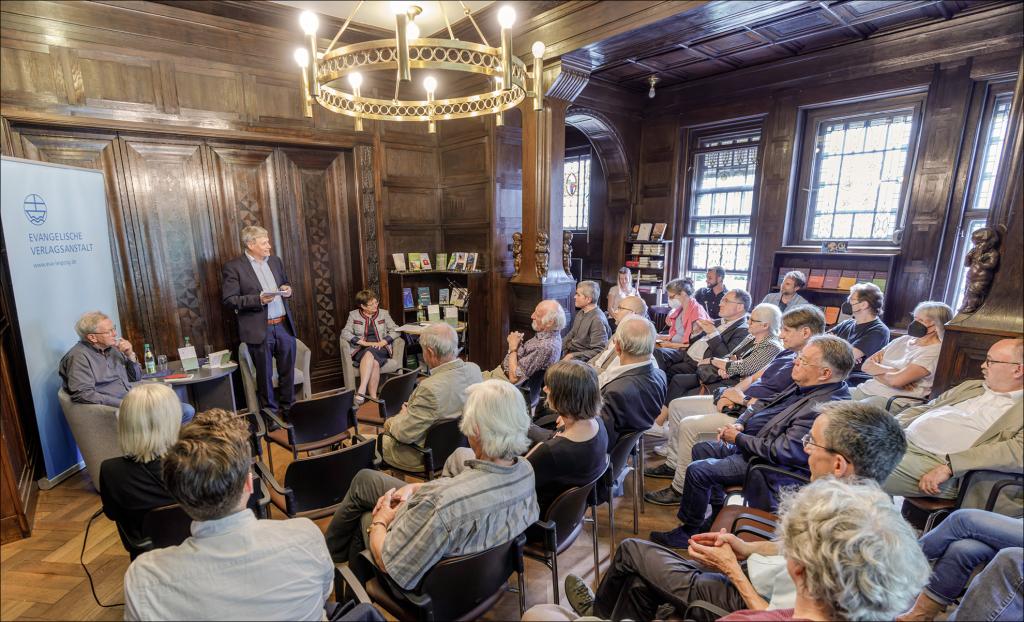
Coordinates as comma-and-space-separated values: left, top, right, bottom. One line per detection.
239, 339, 312, 414
339, 337, 405, 392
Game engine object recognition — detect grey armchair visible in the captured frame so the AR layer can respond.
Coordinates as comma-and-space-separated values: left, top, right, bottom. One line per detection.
57, 388, 120, 493
339, 337, 405, 392
239, 339, 312, 414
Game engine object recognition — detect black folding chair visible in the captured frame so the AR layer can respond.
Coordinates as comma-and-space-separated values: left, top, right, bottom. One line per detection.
263, 389, 357, 469
601, 431, 645, 548
117, 504, 193, 560
361, 368, 420, 432
378, 417, 468, 481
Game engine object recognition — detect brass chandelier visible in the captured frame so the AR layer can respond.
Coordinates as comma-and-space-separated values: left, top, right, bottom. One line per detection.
293, 1, 546, 133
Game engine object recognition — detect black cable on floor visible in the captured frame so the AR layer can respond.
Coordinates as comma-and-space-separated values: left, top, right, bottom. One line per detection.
81, 508, 124, 608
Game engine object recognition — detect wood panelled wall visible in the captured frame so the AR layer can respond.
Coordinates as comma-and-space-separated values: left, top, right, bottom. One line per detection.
632, 4, 1022, 328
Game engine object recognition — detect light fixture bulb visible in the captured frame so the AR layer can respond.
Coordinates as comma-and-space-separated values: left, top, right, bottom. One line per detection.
423, 76, 437, 93
299, 10, 319, 35
531, 41, 546, 59
391, 1, 409, 15
406, 21, 420, 40
497, 5, 516, 29
648, 84, 655, 98
293, 48, 309, 68
348, 72, 363, 89
647, 75, 659, 99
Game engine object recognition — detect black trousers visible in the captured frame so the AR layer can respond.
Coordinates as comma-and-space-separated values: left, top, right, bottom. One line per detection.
593, 538, 748, 621
249, 321, 296, 413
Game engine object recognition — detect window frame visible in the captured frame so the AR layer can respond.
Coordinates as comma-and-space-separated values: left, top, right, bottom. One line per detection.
791, 93, 926, 247
679, 123, 764, 292
562, 144, 593, 233
943, 80, 1015, 306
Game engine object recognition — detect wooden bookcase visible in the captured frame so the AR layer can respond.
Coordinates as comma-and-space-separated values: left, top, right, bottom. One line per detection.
625, 238, 673, 302
770, 251, 899, 326
386, 270, 488, 362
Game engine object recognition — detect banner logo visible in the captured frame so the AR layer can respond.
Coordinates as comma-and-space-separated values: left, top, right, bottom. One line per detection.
24, 193, 47, 225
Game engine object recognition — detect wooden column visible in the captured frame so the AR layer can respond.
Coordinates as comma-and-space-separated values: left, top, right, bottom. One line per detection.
509, 60, 590, 332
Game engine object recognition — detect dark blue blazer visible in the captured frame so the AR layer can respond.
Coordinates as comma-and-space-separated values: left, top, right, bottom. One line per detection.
221, 254, 294, 344
600, 362, 667, 448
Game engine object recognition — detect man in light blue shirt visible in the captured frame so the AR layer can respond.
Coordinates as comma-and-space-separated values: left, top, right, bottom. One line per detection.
124, 410, 333, 621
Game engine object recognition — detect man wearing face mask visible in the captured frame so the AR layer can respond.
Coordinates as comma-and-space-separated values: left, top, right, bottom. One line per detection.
827, 282, 889, 386
851, 301, 952, 412
883, 338, 1023, 514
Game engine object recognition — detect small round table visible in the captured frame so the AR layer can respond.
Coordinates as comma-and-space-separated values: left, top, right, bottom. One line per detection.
147, 360, 239, 412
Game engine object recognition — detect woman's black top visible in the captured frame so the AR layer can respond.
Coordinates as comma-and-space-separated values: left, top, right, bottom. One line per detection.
99, 456, 177, 554
527, 417, 609, 516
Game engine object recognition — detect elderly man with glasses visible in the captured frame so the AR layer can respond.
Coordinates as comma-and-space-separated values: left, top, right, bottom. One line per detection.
60, 311, 195, 422
883, 338, 1023, 515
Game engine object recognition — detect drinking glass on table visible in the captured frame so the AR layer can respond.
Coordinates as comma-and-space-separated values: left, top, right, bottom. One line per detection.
157, 354, 169, 373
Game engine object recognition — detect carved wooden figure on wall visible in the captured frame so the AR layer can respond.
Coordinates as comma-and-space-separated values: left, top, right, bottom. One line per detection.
563, 231, 573, 276
512, 232, 523, 277
536, 232, 550, 281
961, 226, 1002, 314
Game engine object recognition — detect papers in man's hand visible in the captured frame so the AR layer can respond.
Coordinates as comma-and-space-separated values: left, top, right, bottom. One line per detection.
261, 290, 287, 297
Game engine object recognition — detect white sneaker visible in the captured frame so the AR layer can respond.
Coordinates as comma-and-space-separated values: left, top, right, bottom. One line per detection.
646, 422, 668, 439
654, 444, 669, 457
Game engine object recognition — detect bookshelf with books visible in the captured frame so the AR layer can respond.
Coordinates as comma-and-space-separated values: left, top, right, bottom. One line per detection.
386, 270, 487, 361
770, 250, 899, 327
625, 234, 673, 300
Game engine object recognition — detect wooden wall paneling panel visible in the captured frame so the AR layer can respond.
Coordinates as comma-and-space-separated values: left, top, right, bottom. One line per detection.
0, 39, 67, 107
74, 47, 165, 114
442, 182, 490, 225
891, 61, 974, 326
380, 186, 439, 227
172, 63, 246, 121
443, 227, 492, 273
382, 229, 442, 264
380, 142, 438, 187
439, 136, 491, 187
494, 126, 523, 279
13, 127, 147, 346
353, 144, 382, 299
275, 147, 355, 391
0, 337, 37, 543
119, 135, 221, 355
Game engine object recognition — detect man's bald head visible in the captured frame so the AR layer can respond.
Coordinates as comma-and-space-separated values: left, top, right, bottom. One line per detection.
614, 316, 656, 362
983, 338, 1024, 393
532, 299, 567, 332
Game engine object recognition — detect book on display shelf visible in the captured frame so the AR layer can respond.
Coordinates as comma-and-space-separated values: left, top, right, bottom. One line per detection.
450, 287, 468, 308
436, 254, 447, 271
427, 304, 441, 322
872, 272, 888, 291
392, 253, 407, 272
807, 269, 826, 289
444, 305, 458, 327
650, 223, 667, 241
453, 252, 468, 271
823, 269, 842, 290
402, 288, 415, 309
438, 288, 450, 305
636, 223, 653, 241
837, 270, 857, 290
466, 252, 478, 272
408, 253, 423, 271
446, 253, 458, 270
421, 254, 432, 270
416, 287, 431, 307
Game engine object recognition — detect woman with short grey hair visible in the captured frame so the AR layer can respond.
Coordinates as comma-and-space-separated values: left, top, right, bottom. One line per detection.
853, 300, 953, 412
720, 478, 929, 621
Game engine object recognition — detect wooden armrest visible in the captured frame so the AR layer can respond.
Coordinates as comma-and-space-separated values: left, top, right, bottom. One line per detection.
253, 460, 289, 496
261, 407, 291, 430
334, 563, 373, 605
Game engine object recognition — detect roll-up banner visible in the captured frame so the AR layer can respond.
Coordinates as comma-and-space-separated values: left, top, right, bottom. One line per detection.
1, 156, 119, 484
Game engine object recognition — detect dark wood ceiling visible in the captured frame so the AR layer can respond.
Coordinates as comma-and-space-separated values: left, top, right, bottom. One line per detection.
567, 0, 1012, 92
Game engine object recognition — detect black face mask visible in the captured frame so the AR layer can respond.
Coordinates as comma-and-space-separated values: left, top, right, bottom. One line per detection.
908, 320, 929, 338
841, 301, 854, 315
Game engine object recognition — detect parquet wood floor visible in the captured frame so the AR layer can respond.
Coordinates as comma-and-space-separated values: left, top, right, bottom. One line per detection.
0, 417, 680, 621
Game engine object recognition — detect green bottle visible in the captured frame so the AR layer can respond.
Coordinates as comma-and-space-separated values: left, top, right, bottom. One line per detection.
144, 343, 156, 375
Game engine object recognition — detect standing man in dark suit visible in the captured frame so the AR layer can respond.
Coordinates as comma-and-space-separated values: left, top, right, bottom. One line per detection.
599, 316, 667, 448
222, 225, 296, 415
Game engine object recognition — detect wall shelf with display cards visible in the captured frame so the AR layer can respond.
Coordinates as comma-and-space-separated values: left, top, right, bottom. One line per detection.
770, 250, 898, 327
387, 269, 489, 363
625, 235, 673, 302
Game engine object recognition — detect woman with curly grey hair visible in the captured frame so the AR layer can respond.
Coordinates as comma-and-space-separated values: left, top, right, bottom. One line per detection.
722, 478, 930, 621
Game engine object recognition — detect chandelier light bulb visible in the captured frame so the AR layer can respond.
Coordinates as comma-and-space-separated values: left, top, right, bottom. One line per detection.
348, 72, 363, 89
423, 76, 437, 93
391, 1, 410, 15
648, 84, 655, 98
406, 21, 420, 40
299, 10, 319, 35
531, 41, 546, 59
647, 75, 659, 99
293, 48, 309, 68
497, 5, 516, 29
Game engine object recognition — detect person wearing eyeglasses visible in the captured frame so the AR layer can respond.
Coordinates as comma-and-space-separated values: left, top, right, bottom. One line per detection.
59, 311, 194, 423
883, 338, 1023, 514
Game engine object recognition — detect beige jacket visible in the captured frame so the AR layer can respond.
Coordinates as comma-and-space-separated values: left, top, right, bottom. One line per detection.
897, 379, 1023, 514
381, 359, 483, 471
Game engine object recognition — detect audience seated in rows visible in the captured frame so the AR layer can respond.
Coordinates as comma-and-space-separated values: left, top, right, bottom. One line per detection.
325, 380, 539, 589
656, 289, 752, 389
645, 306, 826, 506
550, 401, 912, 621
650, 335, 854, 547
606, 266, 638, 312
484, 299, 565, 384
853, 301, 952, 412
664, 302, 783, 402
124, 409, 333, 620
827, 282, 890, 386
562, 280, 611, 363
379, 322, 482, 471
524, 361, 609, 514
341, 289, 401, 405
761, 270, 810, 312
899, 508, 1023, 621
654, 277, 711, 367
883, 338, 1023, 510
60, 310, 194, 421
589, 295, 647, 373
695, 266, 728, 319
100, 383, 179, 556
598, 316, 666, 448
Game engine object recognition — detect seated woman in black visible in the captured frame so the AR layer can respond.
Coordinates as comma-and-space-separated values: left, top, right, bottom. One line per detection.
100, 383, 180, 558
526, 360, 609, 516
